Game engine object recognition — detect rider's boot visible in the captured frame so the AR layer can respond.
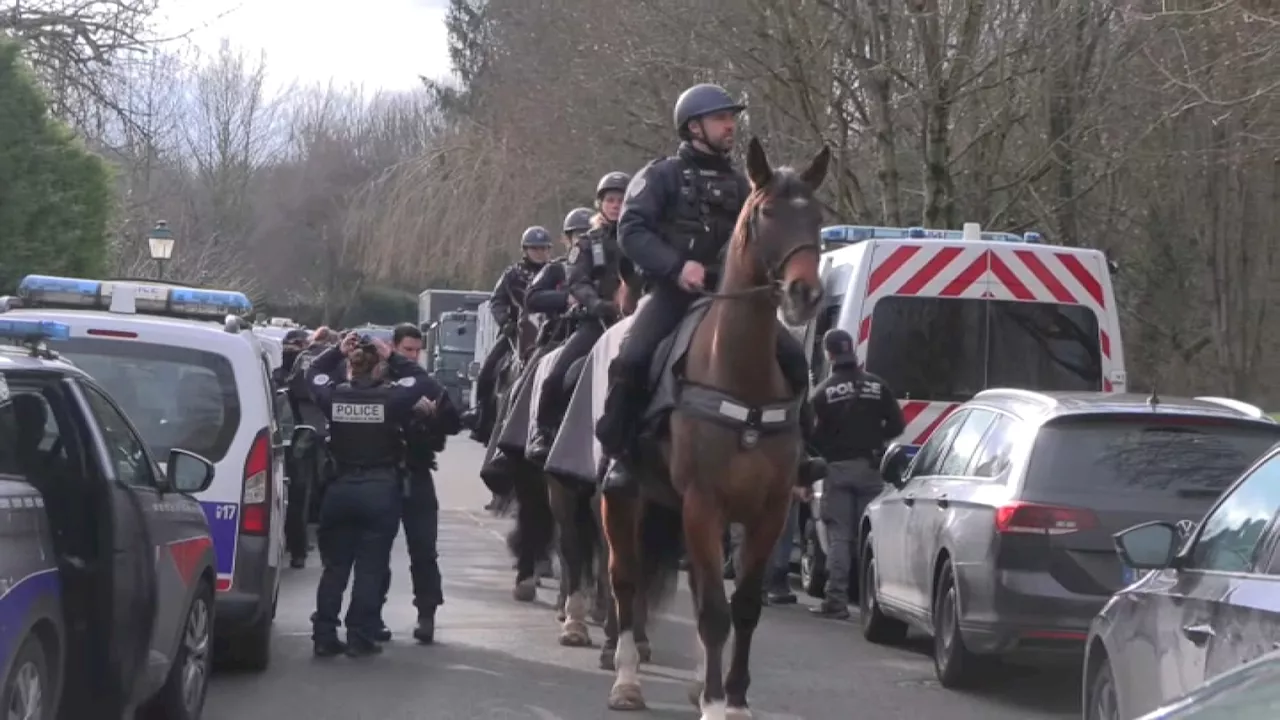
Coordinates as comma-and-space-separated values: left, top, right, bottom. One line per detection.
461, 407, 480, 431
527, 425, 555, 463
468, 397, 493, 444
600, 456, 638, 497
597, 367, 642, 497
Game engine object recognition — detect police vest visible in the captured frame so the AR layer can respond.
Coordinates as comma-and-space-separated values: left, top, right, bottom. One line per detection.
661, 159, 743, 270
327, 382, 402, 468
584, 225, 624, 301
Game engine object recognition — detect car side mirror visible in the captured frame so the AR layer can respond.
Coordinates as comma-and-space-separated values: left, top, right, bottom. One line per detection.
168, 449, 215, 494
879, 443, 910, 488
291, 425, 319, 459
1114, 521, 1180, 570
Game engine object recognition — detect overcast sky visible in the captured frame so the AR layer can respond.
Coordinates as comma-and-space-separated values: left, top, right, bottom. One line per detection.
154, 0, 453, 93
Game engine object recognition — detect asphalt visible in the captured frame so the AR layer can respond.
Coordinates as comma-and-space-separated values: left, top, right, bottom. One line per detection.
204, 440, 1082, 720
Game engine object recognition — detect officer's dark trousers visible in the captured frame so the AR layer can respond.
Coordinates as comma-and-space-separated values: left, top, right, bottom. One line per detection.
312, 470, 401, 642
536, 320, 604, 428
285, 442, 320, 559
475, 337, 512, 412
820, 461, 882, 606
380, 469, 443, 615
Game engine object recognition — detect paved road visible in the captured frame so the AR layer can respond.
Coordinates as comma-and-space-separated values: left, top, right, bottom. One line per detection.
205, 440, 1082, 719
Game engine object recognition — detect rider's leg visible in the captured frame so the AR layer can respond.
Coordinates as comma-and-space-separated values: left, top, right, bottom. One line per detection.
530, 322, 604, 462
597, 284, 696, 494
466, 340, 511, 441
775, 326, 828, 485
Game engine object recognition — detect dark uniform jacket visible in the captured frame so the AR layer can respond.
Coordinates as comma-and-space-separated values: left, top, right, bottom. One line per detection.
617, 142, 749, 285
810, 362, 906, 463
489, 258, 545, 328
567, 220, 633, 321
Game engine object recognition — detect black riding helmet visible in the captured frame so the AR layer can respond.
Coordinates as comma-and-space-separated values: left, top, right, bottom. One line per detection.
673, 83, 746, 140
521, 226, 553, 248
595, 172, 630, 200
563, 207, 594, 235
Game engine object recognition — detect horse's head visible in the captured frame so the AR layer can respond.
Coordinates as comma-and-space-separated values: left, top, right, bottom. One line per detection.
740, 137, 830, 326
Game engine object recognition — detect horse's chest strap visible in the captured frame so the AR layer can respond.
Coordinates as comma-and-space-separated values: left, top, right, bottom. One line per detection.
675, 383, 801, 450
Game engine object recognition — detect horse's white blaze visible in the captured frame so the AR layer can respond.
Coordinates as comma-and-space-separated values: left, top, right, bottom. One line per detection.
700, 699, 728, 720
614, 630, 640, 687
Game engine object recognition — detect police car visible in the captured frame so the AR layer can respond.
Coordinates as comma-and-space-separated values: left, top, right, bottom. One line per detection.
0, 318, 218, 720
0, 276, 316, 671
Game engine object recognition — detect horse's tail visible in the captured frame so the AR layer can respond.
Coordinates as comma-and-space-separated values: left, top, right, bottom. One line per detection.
640, 500, 683, 611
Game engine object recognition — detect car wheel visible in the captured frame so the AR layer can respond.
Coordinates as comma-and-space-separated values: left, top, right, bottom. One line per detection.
800, 525, 828, 599
1086, 655, 1121, 720
2, 634, 53, 720
859, 536, 908, 645
931, 559, 988, 688
142, 581, 213, 720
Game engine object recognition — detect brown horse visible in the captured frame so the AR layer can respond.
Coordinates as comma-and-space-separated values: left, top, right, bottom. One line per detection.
601, 137, 829, 718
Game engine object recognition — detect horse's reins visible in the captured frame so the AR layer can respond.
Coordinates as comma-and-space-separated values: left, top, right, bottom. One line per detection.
694, 203, 821, 301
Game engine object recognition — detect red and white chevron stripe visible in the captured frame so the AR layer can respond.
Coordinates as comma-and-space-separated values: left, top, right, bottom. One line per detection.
898, 400, 960, 445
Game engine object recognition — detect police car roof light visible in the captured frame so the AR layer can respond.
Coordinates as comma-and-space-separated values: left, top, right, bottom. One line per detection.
0, 318, 72, 342
17, 274, 253, 320
821, 225, 1032, 245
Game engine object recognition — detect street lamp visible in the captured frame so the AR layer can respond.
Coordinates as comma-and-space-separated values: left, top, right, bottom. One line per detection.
147, 220, 175, 280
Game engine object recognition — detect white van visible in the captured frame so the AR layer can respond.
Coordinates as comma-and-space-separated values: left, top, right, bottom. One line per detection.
0, 275, 299, 671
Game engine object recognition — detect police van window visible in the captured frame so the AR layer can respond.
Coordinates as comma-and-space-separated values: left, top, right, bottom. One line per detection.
57, 338, 241, 463
967, 414, 1018, 478
438, 317, 475, 354
80, 384, 157, 488
909, 410, 969, 478
937, 409, 997, 476
866, 297, 985, 402
986, 301, 1101, 391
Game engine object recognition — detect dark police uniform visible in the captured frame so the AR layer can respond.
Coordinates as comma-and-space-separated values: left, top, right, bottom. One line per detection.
809, 328, 905, 617
277, 330, 311, 566
594, 84, 814, 492
525, 256, 572, 349
466, 229, 553, 443
305, 345, 437, 655
380, 377, 462, 644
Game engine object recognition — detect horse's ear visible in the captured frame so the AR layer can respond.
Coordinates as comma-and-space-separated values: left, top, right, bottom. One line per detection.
745, 136, 772, 189
799, 145, 831, 191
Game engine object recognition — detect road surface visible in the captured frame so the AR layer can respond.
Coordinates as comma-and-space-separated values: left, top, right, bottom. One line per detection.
204, 440, 1082, 719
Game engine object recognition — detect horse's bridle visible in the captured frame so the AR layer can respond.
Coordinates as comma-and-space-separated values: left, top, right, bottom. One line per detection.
698, 203, 821, 301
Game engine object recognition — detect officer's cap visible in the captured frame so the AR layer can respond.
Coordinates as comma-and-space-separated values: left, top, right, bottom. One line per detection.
822, 328, 858, 365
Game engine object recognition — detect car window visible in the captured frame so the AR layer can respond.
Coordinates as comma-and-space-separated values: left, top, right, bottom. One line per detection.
58, 337, 241, 462
937, 409, 996, 476
0, 380, 76, 484
80, 383, 157, 489
909, 410, 969, 478
1187, 451, 1280, 573
968, 414, 1018, 478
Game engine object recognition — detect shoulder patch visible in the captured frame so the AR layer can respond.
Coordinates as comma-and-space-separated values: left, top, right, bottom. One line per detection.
396, 376, 417, 387
624, 173, 647, 200
312, 373, 330, 386
568, 246, 581, 263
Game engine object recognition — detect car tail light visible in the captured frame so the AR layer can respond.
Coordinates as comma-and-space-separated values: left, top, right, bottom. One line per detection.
995, 502, 1098, 535
240, 428, 270, 535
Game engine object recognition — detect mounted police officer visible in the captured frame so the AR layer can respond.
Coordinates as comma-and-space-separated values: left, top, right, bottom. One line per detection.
809, 328, 905, 619
524, 209, 591, 352
305, 331, 442, 657
529, 174, 634, 462
463, 226, 554, 443
594, 83, 823, 494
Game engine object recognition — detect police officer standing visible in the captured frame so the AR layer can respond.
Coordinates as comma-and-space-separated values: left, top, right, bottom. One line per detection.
305, 331, 442, 656
283, 326, 339, 568
594, 83, 822, 494
463, 227, 554, 444
808, 328, 905, 619
529, 176, 633, 462
373, 323, 461, 644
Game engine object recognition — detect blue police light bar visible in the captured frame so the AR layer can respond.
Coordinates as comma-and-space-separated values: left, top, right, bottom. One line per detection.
17, 275, 252, 319
0, 318, 72, 342
821, 225, 1035, 246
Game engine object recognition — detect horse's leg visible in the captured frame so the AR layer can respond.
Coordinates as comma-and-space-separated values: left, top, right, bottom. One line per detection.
590, 491, 610, 626
511, 467, 552, 602
683, 488, 732, 719
601, 493, 646, 710
723, 499, 790, 718
553, 481, 592, 647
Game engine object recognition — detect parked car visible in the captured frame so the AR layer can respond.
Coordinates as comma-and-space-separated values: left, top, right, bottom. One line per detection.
859, 389, 1280, 689
1130, 647, 1280, 718
0, 318, 218, 720
1085, 436, 1280, 719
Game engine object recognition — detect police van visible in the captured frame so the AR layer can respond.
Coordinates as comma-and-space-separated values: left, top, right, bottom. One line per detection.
0, 276, 314, 671
0, 318, 218, 719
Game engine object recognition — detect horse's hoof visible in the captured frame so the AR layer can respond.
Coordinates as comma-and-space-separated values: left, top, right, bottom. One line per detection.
688, 683, 705, 707
607, 682, 646, 711
559, 628, 592, 647
598, 651, 615, 670
636, 641, 651, 663
513, 579, 537, 602
726, 706, 753, 719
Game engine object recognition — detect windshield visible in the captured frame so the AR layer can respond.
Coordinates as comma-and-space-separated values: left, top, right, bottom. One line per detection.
865, 296, 1102, 402
1027, 416, 1280, 496
437, 317, 475, 353
58, 338, 241, 462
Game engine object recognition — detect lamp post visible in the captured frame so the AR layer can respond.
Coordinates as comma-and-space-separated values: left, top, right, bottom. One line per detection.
147, 221, 175, 280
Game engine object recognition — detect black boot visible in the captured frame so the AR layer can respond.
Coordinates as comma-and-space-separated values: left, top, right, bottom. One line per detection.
527, 425, 555, 463
345, 631, 384, 657
413, 610, 436, 644
799, 455, 828, 485
461, 407, 480, 431
600, 458, 638, 497
312, 635, 347, 658
594, 373, 638, 456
